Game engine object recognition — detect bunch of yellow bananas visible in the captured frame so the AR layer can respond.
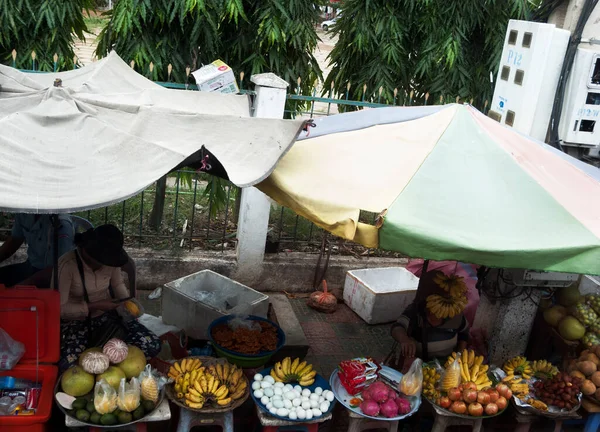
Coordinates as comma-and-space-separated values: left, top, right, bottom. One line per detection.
445, 350, 491, 390
526, 398, 548, 411
433, 273, 468, 297
169, 358, 203, 381
426, 294, 467, 319
184, 371, 231, 409
503, 356, 533, 379
531, 360, 559, 380
503, 376, 530, 399
206, 363, 247, 401
271, 357, 316, 386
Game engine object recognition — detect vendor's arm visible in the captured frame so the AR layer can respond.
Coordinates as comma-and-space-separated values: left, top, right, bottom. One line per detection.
0, 217, 25, 263
58, 260, 88, 320
456, 315, 470, 352
391, 304, 417, 357
110, 266, 130, 300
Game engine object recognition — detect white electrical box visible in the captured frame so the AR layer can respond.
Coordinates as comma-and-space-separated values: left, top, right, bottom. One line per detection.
489, 20, 570, 141
559, 47, 600, 151
506, 269, 578, 288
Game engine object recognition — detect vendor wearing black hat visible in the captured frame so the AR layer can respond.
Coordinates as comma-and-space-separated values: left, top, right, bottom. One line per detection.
57, 224, 160, 371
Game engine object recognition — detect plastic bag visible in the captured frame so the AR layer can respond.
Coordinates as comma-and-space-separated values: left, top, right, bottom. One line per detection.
399, 358, 423, 397
118, 377, 141, 412
0, 328, 25, 370
307, 280, 337, 313
440, 354, 462, 391
94, 379, 118, 414
138, 364, 165, 403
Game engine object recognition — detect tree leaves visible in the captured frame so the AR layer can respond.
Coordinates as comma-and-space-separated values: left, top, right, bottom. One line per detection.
326, 0, 560, 109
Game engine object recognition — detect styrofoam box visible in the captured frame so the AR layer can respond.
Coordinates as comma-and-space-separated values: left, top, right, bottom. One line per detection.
162, 270, 269, 339
343, 267, 419, 325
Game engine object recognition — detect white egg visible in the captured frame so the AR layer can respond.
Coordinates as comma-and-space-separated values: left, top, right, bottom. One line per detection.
314, 387, 323, 395
320, 401, 330, 413
301, 401, 311, 410
273, 399, 284, 409
305, 410, 313, 420
283, 399, 293, 409
310, 400, 319, 409
274, 382, 285, 388
284, 391, 296, 401
301, 389, 311, 397
301, 396, 309, 402
261, 381, 272, 389
309, 393, 320, 401
289, 411, 298, 420
264, 388, 274, 398
252, 381, 261, 390
325, 391, 334, 402
274, 388, 283, 396
264, 375, 276, 385
312, 408, 322, 417
292, 398, 302, 407
269, 407, 278, 415
293, 391, 301, 399
318, 396, 324, 404
267, 402, 273, 410
294, 385, 302, 393
254, 390, 264, 399
261, 396, 270, 405
297, 408, 306, 419
284, 384, 294, 392
277, 408, 289, 417
254, 374, 264, 382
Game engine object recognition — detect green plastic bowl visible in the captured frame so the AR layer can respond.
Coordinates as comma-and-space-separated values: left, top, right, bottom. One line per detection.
208, 315, 285, 368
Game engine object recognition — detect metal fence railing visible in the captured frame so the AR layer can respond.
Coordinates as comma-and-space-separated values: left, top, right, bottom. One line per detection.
3, 56, 488, 255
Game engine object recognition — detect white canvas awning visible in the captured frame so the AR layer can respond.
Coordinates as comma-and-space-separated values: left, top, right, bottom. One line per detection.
0, 52, 304, 213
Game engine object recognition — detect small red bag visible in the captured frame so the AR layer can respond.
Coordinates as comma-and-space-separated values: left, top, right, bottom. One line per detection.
307, 280, 337, 313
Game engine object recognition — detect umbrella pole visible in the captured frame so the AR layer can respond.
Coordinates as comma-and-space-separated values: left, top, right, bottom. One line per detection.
52, 215, 59, 290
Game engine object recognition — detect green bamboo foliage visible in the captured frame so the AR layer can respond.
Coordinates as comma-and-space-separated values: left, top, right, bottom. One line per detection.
325, 0, 563, 109
96, 0, 324, 94
0, 0, 90, 70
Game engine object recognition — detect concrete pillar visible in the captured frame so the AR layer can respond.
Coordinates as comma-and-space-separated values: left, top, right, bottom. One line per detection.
473, 269, 541, 365
235, 73, 289, 283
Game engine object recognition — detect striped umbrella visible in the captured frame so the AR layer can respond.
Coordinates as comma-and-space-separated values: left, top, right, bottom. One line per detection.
258, 104, 600, 275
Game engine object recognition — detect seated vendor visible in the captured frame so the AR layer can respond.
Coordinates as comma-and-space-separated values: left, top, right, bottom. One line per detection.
389, 269, 469, 371
56, 224, 160, 371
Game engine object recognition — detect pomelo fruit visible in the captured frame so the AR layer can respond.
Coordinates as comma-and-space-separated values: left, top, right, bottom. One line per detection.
558, 316, 585, 341
543, 305, 567, 327
117, 345, 147, 379
61, 366, 95, 397
78, 347, 102, 367
97, 366, 127, 390
557, 285, 581, 307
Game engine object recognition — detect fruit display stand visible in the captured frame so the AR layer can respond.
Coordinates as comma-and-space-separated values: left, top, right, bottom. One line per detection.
0, 287, 60, 432
165, 356, 249, 432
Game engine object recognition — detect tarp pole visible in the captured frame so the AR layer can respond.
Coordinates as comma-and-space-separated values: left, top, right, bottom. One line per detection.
52, 215, 59, 290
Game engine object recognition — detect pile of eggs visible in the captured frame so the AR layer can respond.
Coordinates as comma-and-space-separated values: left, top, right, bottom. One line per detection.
252, 373, 334, 420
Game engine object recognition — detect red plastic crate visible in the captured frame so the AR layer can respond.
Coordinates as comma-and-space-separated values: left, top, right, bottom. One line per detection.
0, 286, 60, 432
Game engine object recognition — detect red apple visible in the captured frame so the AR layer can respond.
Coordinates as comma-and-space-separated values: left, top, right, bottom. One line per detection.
485, 403, 499, 416
496, 384, 509, 398
451, 401, 467, 415
496, 396, 507, 411
486, 389, 500, 403
448, 388, 462, 401
477, 391, 491, 405
463, 381, 478, 391
468, 402, 484, 417
503, 388, 513, 399
439, 396, 452, 409
463, 389, 478, 404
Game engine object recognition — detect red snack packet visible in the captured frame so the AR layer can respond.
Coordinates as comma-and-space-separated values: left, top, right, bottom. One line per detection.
337, 357, 380, 396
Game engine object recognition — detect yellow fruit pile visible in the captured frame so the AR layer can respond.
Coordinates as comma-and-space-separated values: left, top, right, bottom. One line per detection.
503, 356, 533, 379
422, 365, 441, 399
271, 357, 316, 386
434, 273, 468, 298
169, 358, 246, 409
504, 375, 530, 399
526, 398, 548, 411
445, 350, 491, 391
532, 360, 559, 380
427, 272, 468, 319
441, 360, 461, 391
